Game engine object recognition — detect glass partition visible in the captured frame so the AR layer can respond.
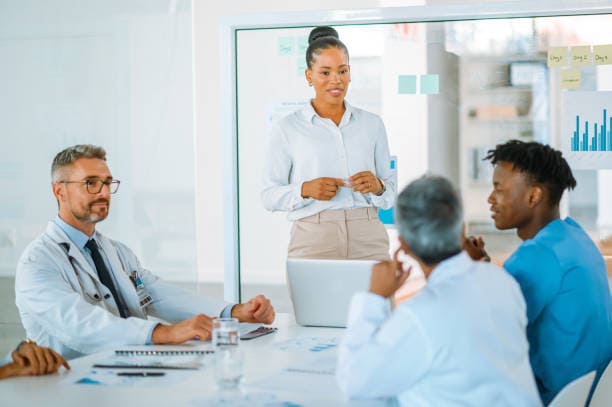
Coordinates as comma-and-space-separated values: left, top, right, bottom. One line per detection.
233, 10, 612, 306
0, 0, 197, 282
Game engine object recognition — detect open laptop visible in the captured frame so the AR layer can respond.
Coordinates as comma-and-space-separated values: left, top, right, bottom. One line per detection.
287, 258, 376, 327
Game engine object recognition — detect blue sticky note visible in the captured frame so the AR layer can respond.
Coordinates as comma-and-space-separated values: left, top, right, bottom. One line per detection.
296, 36, 308, 55
398, 75, 417, 94
278, 37, 295, 56
420, 74, 439, 95
296, 58, 307, 76
378, 208, 394, 225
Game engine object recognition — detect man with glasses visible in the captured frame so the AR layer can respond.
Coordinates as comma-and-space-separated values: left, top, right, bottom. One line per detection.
15, 145, 275, 360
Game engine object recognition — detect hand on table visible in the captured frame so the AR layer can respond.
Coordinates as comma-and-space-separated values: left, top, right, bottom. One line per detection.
231, 295, 275, 325
152, 314, 214, 344
0, 341, 70, 379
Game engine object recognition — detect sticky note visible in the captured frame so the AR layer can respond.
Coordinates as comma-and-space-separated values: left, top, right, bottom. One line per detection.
420, 74, 439, 95
593, 44, 612, 65
560, 68, 581, 89
296, 58, 307, 76
570, 46, 591, 66
398, 75, 417, 94
548, 47, 568, 67
296, 36, 308, 55
278, 37, 295, 56
378, 208, 394, 225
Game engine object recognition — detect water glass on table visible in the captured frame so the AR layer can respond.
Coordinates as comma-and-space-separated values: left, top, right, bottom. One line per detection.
212, 317, 243, 389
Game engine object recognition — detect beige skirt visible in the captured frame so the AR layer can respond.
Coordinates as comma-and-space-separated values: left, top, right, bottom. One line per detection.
288, 207, 390, 260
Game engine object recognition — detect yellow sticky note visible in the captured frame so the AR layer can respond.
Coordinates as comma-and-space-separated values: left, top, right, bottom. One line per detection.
548, 46, 568, 67
570, 46, 591, 66
593, 44, 612, 65
560, 68, 581, 89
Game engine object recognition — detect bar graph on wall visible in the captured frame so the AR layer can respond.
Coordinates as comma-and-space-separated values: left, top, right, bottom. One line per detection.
564, 91, 612, 169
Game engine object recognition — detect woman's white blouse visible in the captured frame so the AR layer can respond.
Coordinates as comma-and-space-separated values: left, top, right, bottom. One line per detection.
262, 101, 396, 221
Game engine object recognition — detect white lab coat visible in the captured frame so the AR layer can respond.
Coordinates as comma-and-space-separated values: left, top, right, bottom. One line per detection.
336, 252, 542, 407
15, 221, 228, 360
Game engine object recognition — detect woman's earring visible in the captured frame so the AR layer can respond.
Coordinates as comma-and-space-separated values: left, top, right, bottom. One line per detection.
308, 82, 313, 87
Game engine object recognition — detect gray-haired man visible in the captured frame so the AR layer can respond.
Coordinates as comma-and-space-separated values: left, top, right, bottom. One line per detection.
16, 144, 275, 360
336, 175, 541, 406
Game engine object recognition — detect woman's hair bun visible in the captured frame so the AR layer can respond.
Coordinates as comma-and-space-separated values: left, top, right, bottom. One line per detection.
308, 26, 339, 45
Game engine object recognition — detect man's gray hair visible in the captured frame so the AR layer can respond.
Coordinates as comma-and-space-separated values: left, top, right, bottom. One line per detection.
51, 144, 106, 182
396, 175, 463, 265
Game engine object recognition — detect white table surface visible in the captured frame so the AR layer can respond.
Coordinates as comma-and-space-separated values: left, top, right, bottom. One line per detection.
0, 313, 388, 407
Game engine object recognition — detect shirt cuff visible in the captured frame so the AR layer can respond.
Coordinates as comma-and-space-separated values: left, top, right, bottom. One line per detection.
146, 323, 159, 345
291, 183, 314, 210
221, 304, 235, 318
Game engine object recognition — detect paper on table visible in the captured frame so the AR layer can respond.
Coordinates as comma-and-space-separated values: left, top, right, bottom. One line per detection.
252, 357, 337, 395
191, 392, 304, 407
62, 369, 192, 387
270, 336, 339, 353
285, 354, 337, 375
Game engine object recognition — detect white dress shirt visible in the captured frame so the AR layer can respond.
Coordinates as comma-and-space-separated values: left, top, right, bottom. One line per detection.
337, 252, 542, 407
262, 100, 396, 221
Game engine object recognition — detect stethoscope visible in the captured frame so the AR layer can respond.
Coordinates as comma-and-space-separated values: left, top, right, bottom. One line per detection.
63, 243, 111, 303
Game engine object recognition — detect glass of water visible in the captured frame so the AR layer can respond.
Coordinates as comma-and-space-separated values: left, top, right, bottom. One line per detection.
212, 317, 243, 388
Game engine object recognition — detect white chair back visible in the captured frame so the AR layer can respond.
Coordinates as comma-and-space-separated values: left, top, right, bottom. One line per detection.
548, 371, 596, 407
589, 361, 612, 407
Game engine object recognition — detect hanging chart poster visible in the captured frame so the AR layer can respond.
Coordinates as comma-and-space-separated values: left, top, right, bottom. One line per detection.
564, 91, 612, 170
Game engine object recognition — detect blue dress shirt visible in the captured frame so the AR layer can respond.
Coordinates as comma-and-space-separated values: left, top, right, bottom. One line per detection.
53, 215, 129, 311
504, 217, 612, 404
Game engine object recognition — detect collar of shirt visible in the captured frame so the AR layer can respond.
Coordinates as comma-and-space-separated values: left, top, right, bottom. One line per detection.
427, 251, 472, 285
301, 99, 355, 126
530, 216, 577, 242
53, 215, 95, 251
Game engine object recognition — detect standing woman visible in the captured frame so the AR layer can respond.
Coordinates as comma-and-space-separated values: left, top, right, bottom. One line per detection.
262, 26, 395, 260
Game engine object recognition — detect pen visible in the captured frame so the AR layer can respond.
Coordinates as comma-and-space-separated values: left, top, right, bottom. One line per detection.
116, 372, 165, 377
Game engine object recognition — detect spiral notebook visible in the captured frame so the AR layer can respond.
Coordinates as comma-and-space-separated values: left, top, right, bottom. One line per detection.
114, 349, 213, 356
92, 349, 212, 370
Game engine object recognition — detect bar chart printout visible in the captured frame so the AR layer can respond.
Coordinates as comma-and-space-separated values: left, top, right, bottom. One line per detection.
564, 91, 612, 169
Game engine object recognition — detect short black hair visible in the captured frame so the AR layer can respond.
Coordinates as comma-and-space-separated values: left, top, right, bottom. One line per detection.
305, 26, 349, 69
484, 140, 577, 206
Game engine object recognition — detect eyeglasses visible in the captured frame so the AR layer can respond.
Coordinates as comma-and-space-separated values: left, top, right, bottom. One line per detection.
60, 179, 121, 194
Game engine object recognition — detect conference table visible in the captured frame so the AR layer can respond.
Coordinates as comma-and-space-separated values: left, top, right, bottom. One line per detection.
0, 313, 388, 407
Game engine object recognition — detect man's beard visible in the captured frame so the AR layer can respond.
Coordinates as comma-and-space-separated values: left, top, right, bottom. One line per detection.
72, 199, 110, 224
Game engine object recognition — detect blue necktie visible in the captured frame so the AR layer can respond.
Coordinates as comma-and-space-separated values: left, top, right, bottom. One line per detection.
85, 239, 129, 318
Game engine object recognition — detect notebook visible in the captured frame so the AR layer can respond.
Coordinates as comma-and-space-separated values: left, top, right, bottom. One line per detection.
286, 258, 376, 327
